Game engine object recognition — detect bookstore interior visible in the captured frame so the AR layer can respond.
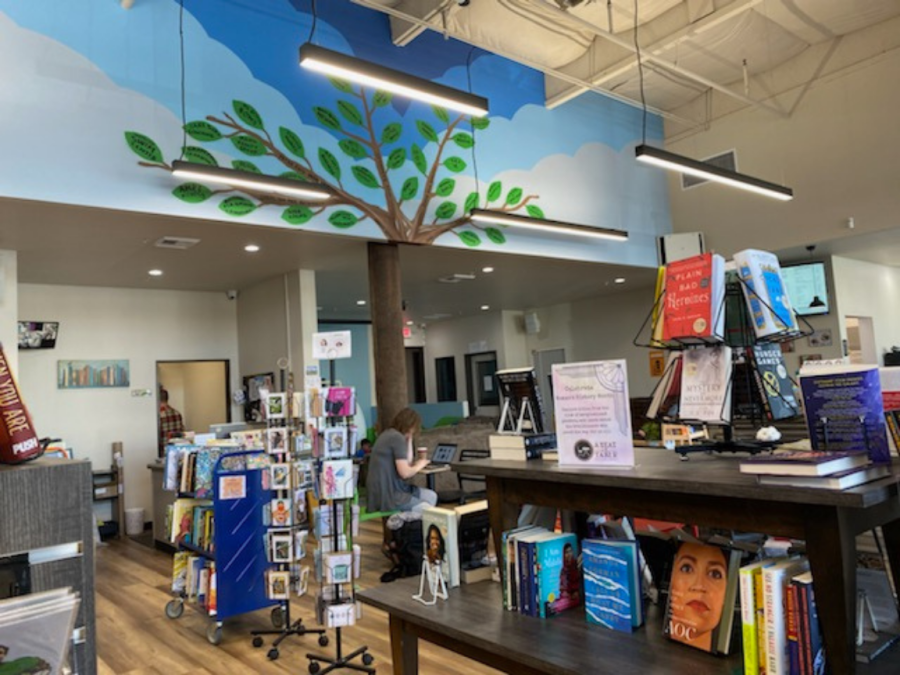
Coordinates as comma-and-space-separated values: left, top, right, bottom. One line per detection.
2, 1, 900, 674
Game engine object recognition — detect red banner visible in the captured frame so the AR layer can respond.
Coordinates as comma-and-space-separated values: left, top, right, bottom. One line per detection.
0, 344, 41, 463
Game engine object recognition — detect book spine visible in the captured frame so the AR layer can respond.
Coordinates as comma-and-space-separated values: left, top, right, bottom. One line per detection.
803, 582, 824, 674
764, 567, 787, 675
501, 533, 510, 610
517, 540, 530, 615
798, 582, 812, 675
741, 567, 760, 674
794, 580, 809, 675
756, 569, 768, 674
885, 411, 900, 455
786, 583, 800, 675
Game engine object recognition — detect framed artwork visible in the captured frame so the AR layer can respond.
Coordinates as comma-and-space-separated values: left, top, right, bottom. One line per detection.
57, 360, 129, 389
18, 321, 59, 350
242, 372, 274, 422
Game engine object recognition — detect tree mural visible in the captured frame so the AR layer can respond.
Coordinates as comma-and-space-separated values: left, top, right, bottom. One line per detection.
124, 78, 544, 246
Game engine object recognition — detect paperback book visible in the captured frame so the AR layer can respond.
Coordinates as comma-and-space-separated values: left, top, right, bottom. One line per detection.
734, 248, 798, 338
646, 352, 683, 421
750, 342, 799, 420
534, 533, 580, 618
583, 538, 642, 632
739, 450, 869, 477
757, 463, 889, 489
679, 345, 733, 424
421, 506, 460, 588
662, 252, 726, 343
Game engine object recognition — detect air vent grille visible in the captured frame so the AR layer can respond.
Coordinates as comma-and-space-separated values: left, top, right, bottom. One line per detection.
681, 150, 737, 190
154, 236, 201, 250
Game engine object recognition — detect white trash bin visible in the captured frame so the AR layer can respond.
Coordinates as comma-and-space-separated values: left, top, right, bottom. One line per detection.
125, 507, 145, 536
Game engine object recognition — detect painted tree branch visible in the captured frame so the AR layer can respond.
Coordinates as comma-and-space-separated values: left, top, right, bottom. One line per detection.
411, 115, 464, 233
361, 90, 402, 235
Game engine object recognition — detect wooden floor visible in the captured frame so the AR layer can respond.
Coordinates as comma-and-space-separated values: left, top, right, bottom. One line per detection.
95, 520, 503, 675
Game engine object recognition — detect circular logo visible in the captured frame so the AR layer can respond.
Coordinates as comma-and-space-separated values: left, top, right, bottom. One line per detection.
574, 439, 593, 461
692, 318, 707, 334
776, 364, 787, 379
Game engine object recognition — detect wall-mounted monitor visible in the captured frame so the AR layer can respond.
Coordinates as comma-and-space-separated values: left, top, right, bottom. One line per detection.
17, 321, 59, 349
782, 261, 829, 316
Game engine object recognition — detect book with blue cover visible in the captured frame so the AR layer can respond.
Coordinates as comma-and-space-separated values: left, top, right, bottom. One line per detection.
534, 533, 580, 618
583, 538, 641, 632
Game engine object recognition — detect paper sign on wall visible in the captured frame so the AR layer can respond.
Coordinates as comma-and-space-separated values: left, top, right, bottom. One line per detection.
313, 331, 352, 360
552, 360, 634, 468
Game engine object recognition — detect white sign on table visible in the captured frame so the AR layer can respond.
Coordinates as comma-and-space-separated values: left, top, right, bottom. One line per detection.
551, 359, 634, 468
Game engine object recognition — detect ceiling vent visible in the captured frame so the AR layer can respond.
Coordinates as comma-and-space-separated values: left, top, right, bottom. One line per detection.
437, 272, 476, 284
681, 151, 737, 190
423, 313, 452, 320
154, 236, 201, 250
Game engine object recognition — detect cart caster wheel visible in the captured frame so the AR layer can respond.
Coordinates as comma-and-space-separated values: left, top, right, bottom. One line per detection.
318, 634, 329, 647
271, 605, 285, 629
207, 624, 223, 646
308, 662, 320, 674
362, 653, 374, 666
165, 599, 183, 620
267, 648, 279, 661
252, 636, 263, 648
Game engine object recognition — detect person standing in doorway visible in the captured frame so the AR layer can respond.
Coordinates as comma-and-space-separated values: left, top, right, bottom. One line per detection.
159, 388, 185, 454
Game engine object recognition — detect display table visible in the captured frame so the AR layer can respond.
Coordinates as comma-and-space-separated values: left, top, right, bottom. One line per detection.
452, 451, 900, 675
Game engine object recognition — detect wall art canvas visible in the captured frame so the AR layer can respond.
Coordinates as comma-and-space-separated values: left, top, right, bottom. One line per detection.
57, 359, 129, 389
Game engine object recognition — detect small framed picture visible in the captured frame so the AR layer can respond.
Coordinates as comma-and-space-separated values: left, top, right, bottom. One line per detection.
270, 463, 291, 491
271, 532, 293, 563
267, 428, 287, 454
324, 551, 353, 584
323, 427, 347, 460
266, 392, 286, 419
292, 564, 310, 596
271, 498, 293, 527
267, 570, 290, 600
320, 459, 355, 501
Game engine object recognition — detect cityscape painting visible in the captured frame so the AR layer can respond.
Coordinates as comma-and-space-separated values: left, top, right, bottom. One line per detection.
58, 360, 130, 389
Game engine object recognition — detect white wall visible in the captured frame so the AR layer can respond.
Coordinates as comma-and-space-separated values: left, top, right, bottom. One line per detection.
159, 361, 228, 433
0, 251, 17, 377
17, 284, 240, 515
832, 256, 900, 365
237, 275, 289, 379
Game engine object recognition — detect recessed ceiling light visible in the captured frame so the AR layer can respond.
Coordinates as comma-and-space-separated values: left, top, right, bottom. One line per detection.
356, 300, 367, 306
482, 266, 494, 273
148, 269, 163, 277
614, 277, 626, 284
244, 244, 260, 253
480, 305, 490, 311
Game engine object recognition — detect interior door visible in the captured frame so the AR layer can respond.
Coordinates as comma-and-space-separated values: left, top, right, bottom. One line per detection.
157, 360, 230, 451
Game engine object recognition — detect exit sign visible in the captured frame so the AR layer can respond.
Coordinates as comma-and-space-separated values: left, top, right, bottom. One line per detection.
402, 326, 412, 339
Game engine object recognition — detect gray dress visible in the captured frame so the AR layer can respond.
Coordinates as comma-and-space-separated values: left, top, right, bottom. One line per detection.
366, 428, 414, 511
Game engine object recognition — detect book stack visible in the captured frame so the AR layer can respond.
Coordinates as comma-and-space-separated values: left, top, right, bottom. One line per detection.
739, 450, 888, 490
488, 432, 557, 460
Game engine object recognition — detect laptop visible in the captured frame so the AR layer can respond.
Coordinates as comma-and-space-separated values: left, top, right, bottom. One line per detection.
424, 443, 457, 471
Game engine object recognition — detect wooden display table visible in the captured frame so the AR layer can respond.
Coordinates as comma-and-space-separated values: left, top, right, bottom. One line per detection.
433, 451, 900, 675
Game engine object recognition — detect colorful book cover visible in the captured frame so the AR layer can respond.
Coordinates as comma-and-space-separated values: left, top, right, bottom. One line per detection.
193, 447, 221, 498
734, 249, 798, 338
751, 343, 799, 420
534, 533, 580, 618
739, 559, 775, 675
422, 506, 460, 589
763, 557, 809, 675
800, 363, 891, 463
320, 459, 355, 500
794, 572, 825, 674
662, 252, 725, 342
172, 551, 189, 593
663, 541, 742, 655
503, 526, 543, 611
679, 345, 733, 424
583, 539, 639, 632
324, 386, 355, 417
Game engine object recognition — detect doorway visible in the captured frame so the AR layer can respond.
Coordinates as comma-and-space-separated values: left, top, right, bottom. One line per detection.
845, 316, 876, 365
157, 360, 231, 452
405, 347, 426, 404
533, 348, 566, 429
465, 351, 499, 415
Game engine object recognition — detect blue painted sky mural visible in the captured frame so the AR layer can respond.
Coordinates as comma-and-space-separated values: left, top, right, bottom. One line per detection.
0, 0, 670, 266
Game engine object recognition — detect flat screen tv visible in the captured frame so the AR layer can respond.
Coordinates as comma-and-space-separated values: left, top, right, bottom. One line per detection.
17, 321, 59, 349
495, 367, 547, 433
782, 261, 829, 316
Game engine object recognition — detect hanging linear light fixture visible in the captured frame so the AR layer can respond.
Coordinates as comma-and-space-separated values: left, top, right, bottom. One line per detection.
635, 145, 793, 201
172, 161, 332, 200
469, 209, 628, 241
299, 44, 489, 118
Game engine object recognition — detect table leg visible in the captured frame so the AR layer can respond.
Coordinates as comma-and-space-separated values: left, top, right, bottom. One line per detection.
486, 477, 520, 569
879, 519, 900, 601
426, 472, 436, 492
389, 614, 417, 675
804, 507, 856, 675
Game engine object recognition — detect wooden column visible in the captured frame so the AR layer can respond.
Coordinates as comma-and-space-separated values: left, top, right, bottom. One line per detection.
368, 242, 408, 432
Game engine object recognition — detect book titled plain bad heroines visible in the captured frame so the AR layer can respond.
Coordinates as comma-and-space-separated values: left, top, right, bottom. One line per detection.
679, 345, 733, 424
551, 360, 634, 468
662, 252, 726, 343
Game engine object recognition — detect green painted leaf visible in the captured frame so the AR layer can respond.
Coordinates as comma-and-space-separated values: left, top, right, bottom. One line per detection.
443, 156, 467, 173
506, 187, 523, 205
328, 77, 354, 93
337, 100, 364, 126
182, 146, 218, 166
318, 148, 342, 181
184, 121, 222, 142
124, 131, 163, 163
338, 139, 369, 160
373, 90, 393, 107
400, 176, 419, 201
387, 147, 406, 170
328, 210, 359, 229
232, 160, 260, 173
435, 178, 455, 197
381, 122, 402, 145
172, 182, 212, 204
457, 231, 482, 247
526, 204, 545, 219
351, 165, 380, 189
452, 132, 474, 149
432, 105, 449, 123
435, 201, 457, 220
464, 191, 479, 213
230, 135, 266, 157
313, 106, 342, 131
279, 127, 305, 158
486, 227, 506, 245
487, 181, 502, 203
280, 171, 307, 182
471, 117, 490, 130
233, 100, 264, 130
282, 205, 314, 225
219, 196, 257, 217
411, 144, 427, 175
416, 120, 438, 143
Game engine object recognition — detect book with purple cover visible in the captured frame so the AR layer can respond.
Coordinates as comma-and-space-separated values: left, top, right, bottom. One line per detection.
740, 450, 869, 477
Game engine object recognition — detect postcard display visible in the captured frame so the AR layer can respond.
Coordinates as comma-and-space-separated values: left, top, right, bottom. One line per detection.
636, 250, 809, 457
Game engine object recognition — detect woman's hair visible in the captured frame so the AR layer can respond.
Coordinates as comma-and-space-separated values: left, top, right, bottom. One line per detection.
427, 524, 446, 558
392, 408, 422, 435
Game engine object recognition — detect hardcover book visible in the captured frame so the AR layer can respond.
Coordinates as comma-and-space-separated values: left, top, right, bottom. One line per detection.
662, 252, 726, 343
793, 572, 825, 674
734, 249, 798, 338
516, 531, 558, 616
757, 463, 890, 489
663, 541, 742, 655
534, 533, 580, 618
422, 506, 461, 589
799, 363, 891, 463
679, 345, 733, 424
583, 538, 641, 632
740, 450, 869, 477
739, 558, 776, 674
751, 343, 799, 420
646, 352, 683, 421
764, 557, 810, 675
502, 526, 543, 611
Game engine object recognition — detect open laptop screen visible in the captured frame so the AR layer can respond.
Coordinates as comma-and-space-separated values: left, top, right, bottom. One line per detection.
431, 444, 457, 464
